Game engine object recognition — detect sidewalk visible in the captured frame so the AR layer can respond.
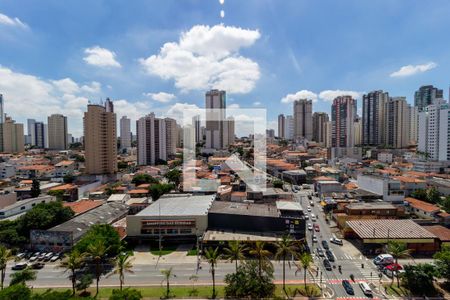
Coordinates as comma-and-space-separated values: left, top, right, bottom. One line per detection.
133, 244, 198, 265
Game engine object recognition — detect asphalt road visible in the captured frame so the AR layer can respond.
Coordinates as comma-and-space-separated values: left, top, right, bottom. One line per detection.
294, 186, 385, 299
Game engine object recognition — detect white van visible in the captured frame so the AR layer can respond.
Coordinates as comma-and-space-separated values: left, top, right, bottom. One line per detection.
373, 254, 394, 265
359, 282, 373, 296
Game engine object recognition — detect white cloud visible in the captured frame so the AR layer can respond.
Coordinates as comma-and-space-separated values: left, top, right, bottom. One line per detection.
281, 90, 318, 104
318, 90, 363, 102
0, 12, 28, 29
139, 24, 261, 94
390, 62, 437, 77
144, 92, 176, 103
0, 66, 144, 137
228, 103, 240, 109
166, 102, 201, 122
253, 101, 262, 106
83, 46, 121, 68
51, 78, 101, 95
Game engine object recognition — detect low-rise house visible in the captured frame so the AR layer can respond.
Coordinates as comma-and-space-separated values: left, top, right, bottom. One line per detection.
54, 160, 76, 177
0, 163, 16, 179
404, 197, 441, 219
393, 176, 427, 196
48, 184, 78, 202
282, 169, 307, 185
423, 225, 450, 250
17, 165, 55, 179
357, 174, 404, 203
0, 196, 55, 220
107, 193, 131, 203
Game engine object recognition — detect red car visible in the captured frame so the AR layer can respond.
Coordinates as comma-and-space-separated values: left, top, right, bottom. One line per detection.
314, 224, 320, 232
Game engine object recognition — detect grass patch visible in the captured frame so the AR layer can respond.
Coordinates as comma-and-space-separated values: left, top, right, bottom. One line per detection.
149, 244, 178, 256
384, 284, 411, 297
187, 248, 198, 256
33, 284, 321, 299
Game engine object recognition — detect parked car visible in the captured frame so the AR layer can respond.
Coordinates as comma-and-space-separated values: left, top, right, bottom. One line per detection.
323, 259, 332, 271
359, 282, 373, 296
50, 255, 60, 262
330, 237, 343, 245
12, 263, 28, 270
29, 256, 38, 262
383, 263, 404, 278
312, 235, 318, 243
310, 214, 316, 221
307, 223, 313, 231
317, 247, 325, 257
321, 240, 329, 250
304, 214, 309, 220
16, 253, 26, 260
373, 254, 394, 266
325, 249, 335, 262
31, 262, 45, 269
309, 200, 314, 206
307, 206, 311, 212
342, 280, 354, 295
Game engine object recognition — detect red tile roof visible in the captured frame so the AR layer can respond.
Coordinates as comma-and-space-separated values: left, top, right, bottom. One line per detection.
64, 200, 104, 215
405, 197, 440, 213
423, 225, 450, 242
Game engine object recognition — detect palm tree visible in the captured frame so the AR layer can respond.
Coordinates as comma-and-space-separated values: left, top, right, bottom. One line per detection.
0, 245, 12, 290
295, 252, 313, 289
387, 241, 411, 287
86, 239, 110, 296
161, 267, 174, 299
9, 267, 37, 286
249, 241, 272, 277
274, 235, 297, 292
59, 250, 85, 295
222, 240, 248, 272
111, 252, 134, 290
204, 247, 220, 299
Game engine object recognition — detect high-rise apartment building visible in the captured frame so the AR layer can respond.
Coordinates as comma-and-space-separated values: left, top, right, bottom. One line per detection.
34, 121, 46, 149
48, 114, 68, 150
362, 90, 389, 146
0, 94, 4, 151
414, 85, 444, 112
226, 116, 235, 145
312, 112, 329, 145
418, 99, 449, 161
205, 89, 228, 150
2, 115, 24, 153
27, 119, 36, 145
409, 106, 419, 145
278, 114, 285, 139
293, 99, 313, 141
353, 117, 362, 146
384, 97, 410, 148
331, 96, 356, 148
324, 121, 332, 148
193, 115, 201, 143
136, 113, 177, 166
165, 117, 178, 157
83, 102, 117, 174
120, 116, 131, 150
284, 115, 294, 140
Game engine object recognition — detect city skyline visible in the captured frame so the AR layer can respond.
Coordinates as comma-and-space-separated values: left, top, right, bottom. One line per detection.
1, 1, 450, 137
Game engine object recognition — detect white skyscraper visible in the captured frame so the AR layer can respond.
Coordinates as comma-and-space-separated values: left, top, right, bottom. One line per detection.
120, 116, 131, 150
418, 99, 449, 161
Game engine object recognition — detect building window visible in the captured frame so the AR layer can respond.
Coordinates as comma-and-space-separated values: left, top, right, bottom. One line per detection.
21, 206, 25, 210
180, 229, 192, 234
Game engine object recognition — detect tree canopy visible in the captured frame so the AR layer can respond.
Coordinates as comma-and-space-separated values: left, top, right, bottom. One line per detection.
149, 183, 174, 201
74, 224, 121, 256
131, 174, 159, 186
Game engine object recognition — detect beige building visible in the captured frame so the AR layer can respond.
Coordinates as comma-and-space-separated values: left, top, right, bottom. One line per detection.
48, 114, 68, 150
2, 116, 24, 153
385, 97, 410, 148
83, 102, 117, 175
165, 117, 177, 157
312, 112, 329, 145
353, 117, 362, 146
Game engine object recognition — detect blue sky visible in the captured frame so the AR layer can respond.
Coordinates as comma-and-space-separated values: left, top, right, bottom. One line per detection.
0, 0, 449, 136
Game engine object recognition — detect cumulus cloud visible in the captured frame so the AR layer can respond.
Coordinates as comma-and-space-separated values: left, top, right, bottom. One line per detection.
281, 90, 318, 104
83, 46, 121, 68
166, 102, 201, 123
318, 90, 363, 102
51, 78, 101, 95
253, 101, 262, 106
390, 62, 437, 77
0, 12, 28, 29
228, 103, 240, 109
0, 66, 142, 136
139, 24, 261, 94
144, 92, 176, 103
